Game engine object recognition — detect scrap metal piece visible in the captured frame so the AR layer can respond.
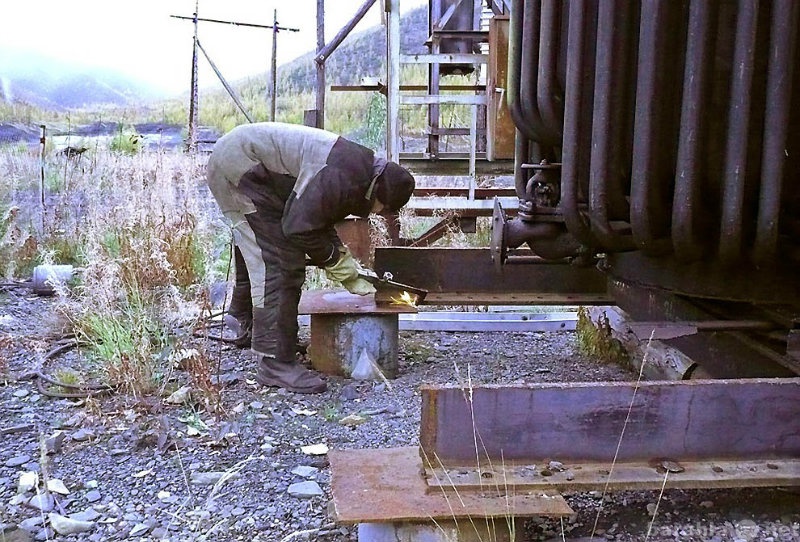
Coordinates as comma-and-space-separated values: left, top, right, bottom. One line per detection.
329, 447, 572, 524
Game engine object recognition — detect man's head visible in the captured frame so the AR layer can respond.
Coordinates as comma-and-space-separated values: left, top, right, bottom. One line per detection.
373, 161, 415, 211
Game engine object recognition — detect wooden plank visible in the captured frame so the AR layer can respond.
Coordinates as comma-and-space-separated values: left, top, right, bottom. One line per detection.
401, 95, 487, 105
425, 458, 800, 492
401, 53, 489, 64
420, 379, 800, 465
329, 447, 572, 523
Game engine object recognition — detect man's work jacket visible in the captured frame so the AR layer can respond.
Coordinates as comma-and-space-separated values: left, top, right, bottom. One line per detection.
206, 122, 380, 267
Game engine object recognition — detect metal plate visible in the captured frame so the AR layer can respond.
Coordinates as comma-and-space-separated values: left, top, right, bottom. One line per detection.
329, 447, 573, 524
298, 290, 418, 315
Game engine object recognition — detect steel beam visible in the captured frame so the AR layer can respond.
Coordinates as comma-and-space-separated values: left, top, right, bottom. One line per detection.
425, 458, 800, 492
328, 447, 572, 524
374, 247, 610, 303
420, 378, 800, 465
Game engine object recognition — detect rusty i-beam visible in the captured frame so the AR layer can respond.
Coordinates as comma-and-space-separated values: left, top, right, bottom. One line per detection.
419, 378, 800, 490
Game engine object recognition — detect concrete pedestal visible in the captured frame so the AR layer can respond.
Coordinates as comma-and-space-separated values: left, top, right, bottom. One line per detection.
358, 519, 523, 542
299, 290, 417, 379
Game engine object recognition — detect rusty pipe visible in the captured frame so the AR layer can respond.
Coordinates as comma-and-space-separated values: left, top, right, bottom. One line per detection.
536, 0, 564, 141
719, 0, 760, 265
588, 0, 635, 252
630, 0, 675, 254
560, 0, 598, 248
754, 0, 799, 264
672, 0, 717, 262
507, 0, 541, 142
519, 0, 561, 146
505, 219, 581, 260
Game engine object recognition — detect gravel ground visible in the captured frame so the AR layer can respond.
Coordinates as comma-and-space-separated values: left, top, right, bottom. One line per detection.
0, 287, 797, 542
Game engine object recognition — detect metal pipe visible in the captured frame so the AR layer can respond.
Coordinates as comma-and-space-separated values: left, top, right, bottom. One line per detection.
719, 0, 760, 265
588, 0, 634, 252
536, 0, 563, 141
560, 0, 597, 247
514, 129, 532, 200
629, 0, 672, 253
672, 0, 717, 262
754, 0, 799, 264
519, 0, 561, 146
506, 0, 539, 141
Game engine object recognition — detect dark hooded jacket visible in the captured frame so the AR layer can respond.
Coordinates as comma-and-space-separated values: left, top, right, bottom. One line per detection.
206, 122, 386, 267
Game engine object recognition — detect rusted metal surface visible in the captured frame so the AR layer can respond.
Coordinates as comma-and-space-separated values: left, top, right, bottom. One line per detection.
608, 278, 799, 378
426, 458, 800, 492
627, 319, 775, 341
328, 447, 573, 523
421, 291, 612, 306
374, 247, 608, 299
505, 0, 799, 306
334, 217, 372, 266
419, 379, 800, 466
298, 290, 417, 315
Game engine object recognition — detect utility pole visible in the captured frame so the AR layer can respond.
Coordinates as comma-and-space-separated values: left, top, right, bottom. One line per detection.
270, 9, 278, 121
171, 10, 299, 128
316, 0, 325, 129
187, 0, 199, 151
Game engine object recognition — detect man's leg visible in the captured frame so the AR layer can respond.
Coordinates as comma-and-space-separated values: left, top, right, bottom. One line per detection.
234, 210, 326, 394
226, 246, 253, 346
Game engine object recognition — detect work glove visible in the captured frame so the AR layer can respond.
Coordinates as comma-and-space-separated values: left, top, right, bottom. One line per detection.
324, 248, 377, 296
342, 276, 377, 296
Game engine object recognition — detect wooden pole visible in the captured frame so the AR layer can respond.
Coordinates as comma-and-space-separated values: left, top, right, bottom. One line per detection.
39, 124, 46, 232
316, 0, 326, 129
386, 0, 400, 161
270, 9, 278, 121
187, 2, 199, 151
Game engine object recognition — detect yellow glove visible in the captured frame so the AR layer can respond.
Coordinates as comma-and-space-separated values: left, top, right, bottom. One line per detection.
324, 248, 377, 296
324, 248, 360, 283
342, 277, 377, 296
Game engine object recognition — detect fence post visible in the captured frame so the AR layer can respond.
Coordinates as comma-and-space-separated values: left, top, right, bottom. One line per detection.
39, 124, 46, 232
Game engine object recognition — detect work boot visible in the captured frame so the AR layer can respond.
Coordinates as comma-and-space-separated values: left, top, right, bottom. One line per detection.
223, 314, 252, 347
255, 356, 327, 394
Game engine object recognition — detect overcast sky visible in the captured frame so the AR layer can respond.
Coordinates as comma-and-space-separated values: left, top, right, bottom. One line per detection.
0, 0, 427, 96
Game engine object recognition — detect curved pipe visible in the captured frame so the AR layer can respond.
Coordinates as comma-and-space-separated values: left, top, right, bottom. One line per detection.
537, 0, 564, 141
519, 0, 561, 147
718, 0, 759, 264
672, 0, 717, 262
505, 220, 581, 260
754, 0, 798, 264
560, 0, 598, 248
507, 0, 540, 142
514, 130, 532, 201
630, 0, 673, 253
588, 0, 635, 252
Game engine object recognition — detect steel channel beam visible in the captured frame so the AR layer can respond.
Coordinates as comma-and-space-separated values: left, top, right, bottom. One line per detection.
420, 378, 800, 466
374, 247, 609, 301
606, 274, 798, 378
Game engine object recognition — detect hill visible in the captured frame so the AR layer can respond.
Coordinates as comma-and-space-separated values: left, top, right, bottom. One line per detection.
0, 49, 165, 109
277, 6, 429, 94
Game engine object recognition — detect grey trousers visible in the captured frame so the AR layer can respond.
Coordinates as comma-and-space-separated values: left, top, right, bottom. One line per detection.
230, 210, 306, 362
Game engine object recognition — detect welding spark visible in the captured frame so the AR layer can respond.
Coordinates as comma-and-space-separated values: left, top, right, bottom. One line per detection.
390, 291, 417, 307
